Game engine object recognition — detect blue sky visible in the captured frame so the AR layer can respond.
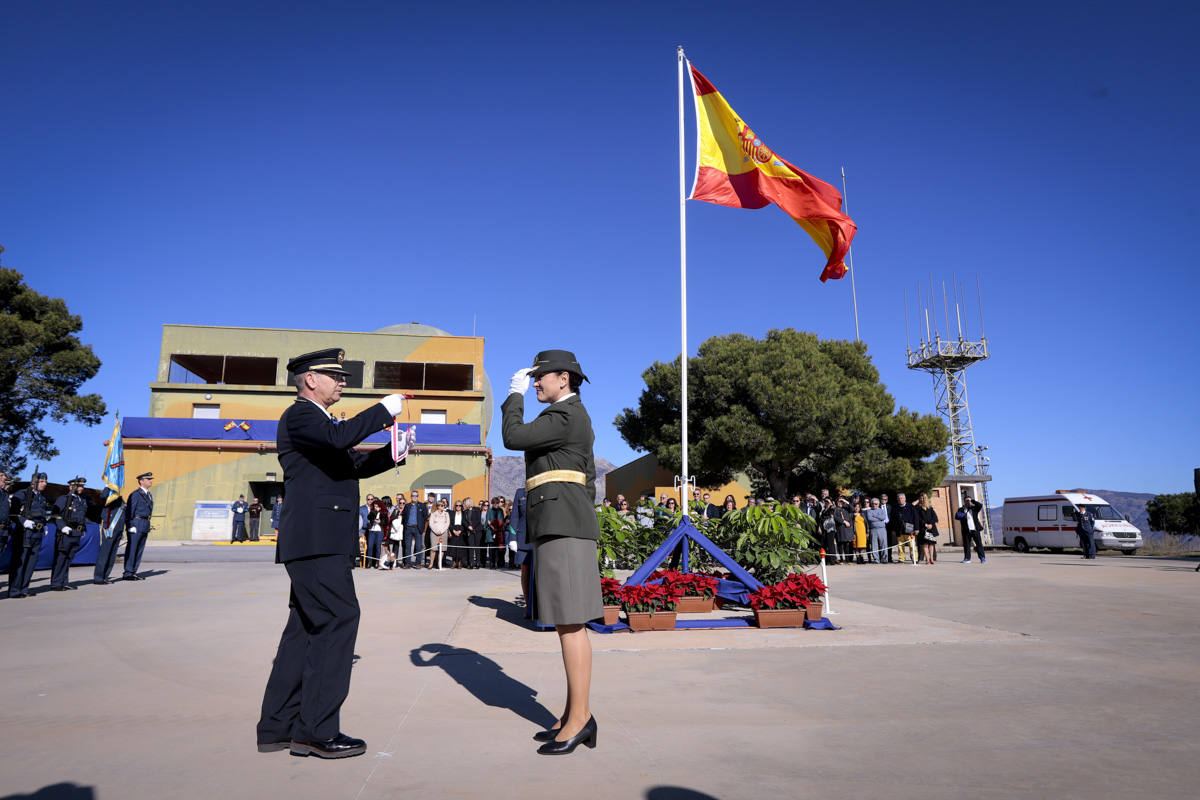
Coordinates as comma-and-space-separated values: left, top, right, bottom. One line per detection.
3, 1, 1198, 503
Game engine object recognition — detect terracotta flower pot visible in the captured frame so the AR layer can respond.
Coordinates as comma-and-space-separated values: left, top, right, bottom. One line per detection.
806, 601, 824, 622
675, 595, 715, 614
753, 608, 807, 628
602, 605, 621, 625
626, 610, 677, 631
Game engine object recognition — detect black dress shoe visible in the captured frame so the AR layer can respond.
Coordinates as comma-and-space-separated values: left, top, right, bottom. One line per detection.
64, 584, 78, 590
290, 733, 367, 759
94, 579, 112, 585
257, 741, 290, 753
123, 575, 137, 581
52, 586, 68, 591
536, 716, 597, 755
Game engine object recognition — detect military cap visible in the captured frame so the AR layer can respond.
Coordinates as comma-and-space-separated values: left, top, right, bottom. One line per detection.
137, 472, 154, 481
530, 349, 589, 382
287, 348, 351, 376
68, 476, 87, 486
32, 472, 48, 481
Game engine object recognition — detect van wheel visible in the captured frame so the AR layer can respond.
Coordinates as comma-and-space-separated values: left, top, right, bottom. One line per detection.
1014, 538, 1029, 553
1124, 549, 1138, 555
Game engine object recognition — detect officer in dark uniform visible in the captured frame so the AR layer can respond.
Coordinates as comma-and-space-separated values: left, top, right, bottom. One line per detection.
124, 472, 154, 580
94, 488, 125, 584
1076, 506, 1097, 559
9, 471, 54, 598
51, 476, 90, 590
257, 348, 406, 759
231, 494, 249, 542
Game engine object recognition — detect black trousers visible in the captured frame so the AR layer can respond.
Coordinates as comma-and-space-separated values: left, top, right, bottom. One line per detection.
465, 529, 483, 567
51, 535, 83, 588
886, 528, 898, 562
124, 529, 148, 577
94, 531, 124, 582
962, 529, 986, 561
12, 531, 46, 594
258, 554, 361, 744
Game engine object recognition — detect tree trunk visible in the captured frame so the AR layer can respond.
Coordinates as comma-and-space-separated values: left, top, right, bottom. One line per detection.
762, 467, 790, 503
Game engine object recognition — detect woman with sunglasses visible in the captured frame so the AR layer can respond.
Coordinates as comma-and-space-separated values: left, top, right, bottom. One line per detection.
502, 350, 602, 756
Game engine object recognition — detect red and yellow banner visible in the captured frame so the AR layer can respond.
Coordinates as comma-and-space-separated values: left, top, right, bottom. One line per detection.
689, 63, 857, 282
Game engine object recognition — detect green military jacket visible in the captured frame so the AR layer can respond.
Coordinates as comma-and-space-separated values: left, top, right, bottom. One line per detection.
501, 393, 601, 542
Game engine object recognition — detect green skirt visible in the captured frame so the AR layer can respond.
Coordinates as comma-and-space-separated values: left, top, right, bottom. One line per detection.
533, 536, 604, 626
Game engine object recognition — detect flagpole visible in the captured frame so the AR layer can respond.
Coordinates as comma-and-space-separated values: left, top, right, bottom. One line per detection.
841, 166, 860, 342
677, 46, 690, 506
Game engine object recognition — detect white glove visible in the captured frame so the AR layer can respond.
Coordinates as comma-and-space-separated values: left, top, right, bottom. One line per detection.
61, 526, 72, 535
507, 540, 518, 552
509, 367, 533, 395
381, 393, 405, 415
128, 527, 136, 533
23, 519, 34, 529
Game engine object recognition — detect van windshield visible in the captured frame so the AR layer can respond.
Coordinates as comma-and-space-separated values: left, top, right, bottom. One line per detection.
1078, 504, 1123, 520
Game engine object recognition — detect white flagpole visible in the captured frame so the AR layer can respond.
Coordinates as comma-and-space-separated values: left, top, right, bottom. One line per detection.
677, 46, 690, 506
841, 166, 860, 342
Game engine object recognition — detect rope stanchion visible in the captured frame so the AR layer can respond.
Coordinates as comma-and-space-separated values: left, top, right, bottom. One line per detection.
818, 548, 834, 615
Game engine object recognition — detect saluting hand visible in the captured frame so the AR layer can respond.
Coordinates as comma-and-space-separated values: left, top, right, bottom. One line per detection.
509, 367, 533, 395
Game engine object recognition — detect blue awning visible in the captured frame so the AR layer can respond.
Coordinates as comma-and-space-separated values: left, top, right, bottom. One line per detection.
122, 417, 482, 446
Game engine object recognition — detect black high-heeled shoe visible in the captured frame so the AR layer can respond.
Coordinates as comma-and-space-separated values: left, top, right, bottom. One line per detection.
536, 716, 597, 755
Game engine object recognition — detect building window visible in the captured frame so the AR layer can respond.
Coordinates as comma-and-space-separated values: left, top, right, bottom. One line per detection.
169, 354, 278, 386
374, 361, 424, 390
420, 409, 447, 424
374, 361, 473, 391
284, 359, 364, 388
192, 403, 220, 419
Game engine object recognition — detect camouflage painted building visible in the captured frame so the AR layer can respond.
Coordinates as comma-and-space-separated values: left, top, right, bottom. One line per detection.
120, 323, 492, 540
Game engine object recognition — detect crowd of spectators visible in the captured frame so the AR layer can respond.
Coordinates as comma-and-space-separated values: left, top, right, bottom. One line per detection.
355, 492, 518, 571
600, 486, 975, 566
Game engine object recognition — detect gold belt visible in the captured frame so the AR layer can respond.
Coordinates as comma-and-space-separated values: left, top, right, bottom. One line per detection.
526, 470, 586, 491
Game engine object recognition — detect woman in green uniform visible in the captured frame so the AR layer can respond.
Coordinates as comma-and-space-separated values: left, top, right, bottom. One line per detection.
501, 350, 602, 756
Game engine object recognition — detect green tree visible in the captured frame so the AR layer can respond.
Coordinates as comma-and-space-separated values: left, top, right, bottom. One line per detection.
615, 328, 948, 500
0, 246, 106, 472
1145, 492, 1199, 535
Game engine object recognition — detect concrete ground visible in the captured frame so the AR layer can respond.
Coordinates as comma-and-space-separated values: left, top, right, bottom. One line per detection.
1, 549, 1198, 800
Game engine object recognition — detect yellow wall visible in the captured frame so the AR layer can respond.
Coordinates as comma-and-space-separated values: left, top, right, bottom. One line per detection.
604, 453, 751, 508
127, 323, 493, 539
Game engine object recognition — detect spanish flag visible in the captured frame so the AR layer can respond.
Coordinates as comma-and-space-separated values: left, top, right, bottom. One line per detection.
689, 63, 857, 282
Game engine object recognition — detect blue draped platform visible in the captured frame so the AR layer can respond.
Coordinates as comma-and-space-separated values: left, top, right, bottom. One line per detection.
0, 521, 100, 572
623, 515, 763, 604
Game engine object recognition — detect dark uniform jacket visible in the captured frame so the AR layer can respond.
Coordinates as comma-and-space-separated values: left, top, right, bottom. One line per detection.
15, 488, 53, 527
127, 488, 154, 534
55, 493, 89, 537
501, 393, 601, 542
1, 488, 10, 541
275, 397, 398, 563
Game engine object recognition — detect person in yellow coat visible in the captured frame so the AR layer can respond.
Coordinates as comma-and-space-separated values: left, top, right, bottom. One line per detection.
853, 499, 868, 564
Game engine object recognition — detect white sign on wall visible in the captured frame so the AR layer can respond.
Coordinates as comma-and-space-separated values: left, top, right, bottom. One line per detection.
191, 500, 232, 541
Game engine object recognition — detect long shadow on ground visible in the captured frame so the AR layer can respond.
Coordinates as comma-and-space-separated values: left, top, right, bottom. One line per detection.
410, 643, 555, 729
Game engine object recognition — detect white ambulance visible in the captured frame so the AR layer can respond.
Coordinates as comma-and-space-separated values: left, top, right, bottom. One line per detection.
1001, 491, 1143, 554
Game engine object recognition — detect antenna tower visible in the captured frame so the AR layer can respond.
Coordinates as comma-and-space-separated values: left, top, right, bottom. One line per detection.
905, 275, 994, 540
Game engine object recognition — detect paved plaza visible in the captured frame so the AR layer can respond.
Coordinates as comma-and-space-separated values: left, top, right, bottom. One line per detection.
1, 549, 1198, 800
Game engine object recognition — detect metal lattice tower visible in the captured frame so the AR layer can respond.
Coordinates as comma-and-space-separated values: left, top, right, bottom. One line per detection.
905, 277, 993, 539
907, 335, 988, 474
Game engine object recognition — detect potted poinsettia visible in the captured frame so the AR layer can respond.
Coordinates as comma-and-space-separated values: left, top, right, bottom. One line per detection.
748, 572, 828, 628
651, 569, 720, 613
600, 577, 623, 625
619, 582, 682, 631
